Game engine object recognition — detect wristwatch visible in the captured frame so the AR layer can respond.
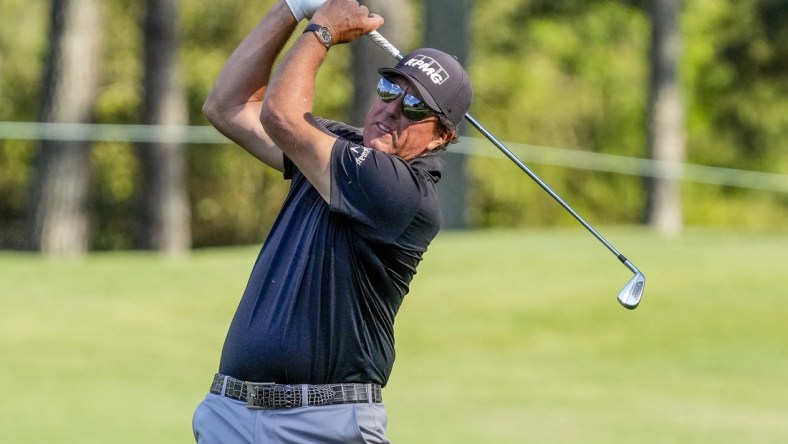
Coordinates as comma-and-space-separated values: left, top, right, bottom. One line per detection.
303, 23, 333, 50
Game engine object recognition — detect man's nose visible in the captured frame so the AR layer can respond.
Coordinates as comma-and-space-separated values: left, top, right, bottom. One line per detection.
381, 96, 403, 118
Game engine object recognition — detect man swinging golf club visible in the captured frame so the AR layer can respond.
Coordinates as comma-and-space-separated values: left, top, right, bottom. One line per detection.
192, 0, 473, 442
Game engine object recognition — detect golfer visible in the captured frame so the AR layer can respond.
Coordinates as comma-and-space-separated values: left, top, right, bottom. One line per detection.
193, 0, 472, 442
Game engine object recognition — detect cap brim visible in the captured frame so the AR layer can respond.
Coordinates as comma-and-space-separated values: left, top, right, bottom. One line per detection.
377, 67, 442, 114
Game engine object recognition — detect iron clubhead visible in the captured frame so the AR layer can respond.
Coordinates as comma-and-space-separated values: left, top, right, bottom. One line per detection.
617, 272, 645, 309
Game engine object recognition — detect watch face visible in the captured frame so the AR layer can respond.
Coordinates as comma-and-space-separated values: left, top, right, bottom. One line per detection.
318, 27, 332, 46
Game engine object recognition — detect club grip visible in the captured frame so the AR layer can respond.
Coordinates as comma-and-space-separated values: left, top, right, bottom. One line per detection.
366, 31, 403, 61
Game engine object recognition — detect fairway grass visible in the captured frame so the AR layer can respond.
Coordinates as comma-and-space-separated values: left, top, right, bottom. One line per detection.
1, 228, 787, 443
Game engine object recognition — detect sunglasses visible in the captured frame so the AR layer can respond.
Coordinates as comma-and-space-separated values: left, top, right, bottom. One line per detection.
376, 76, 437, 121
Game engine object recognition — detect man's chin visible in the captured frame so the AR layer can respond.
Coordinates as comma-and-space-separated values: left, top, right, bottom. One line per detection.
364, 138, 392, 153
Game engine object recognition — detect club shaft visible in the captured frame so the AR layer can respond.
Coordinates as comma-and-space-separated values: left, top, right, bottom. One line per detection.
463, 113, 633, 264
366, 31, 637, 272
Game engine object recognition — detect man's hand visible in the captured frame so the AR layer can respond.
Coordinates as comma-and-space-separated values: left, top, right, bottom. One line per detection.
311, 0, 384, 45
284, 0, 326, 22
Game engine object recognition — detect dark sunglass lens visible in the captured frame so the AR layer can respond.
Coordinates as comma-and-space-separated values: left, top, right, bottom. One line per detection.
376, 77, 402, 102
402, 94, 433, 121
376, 77, 435, 121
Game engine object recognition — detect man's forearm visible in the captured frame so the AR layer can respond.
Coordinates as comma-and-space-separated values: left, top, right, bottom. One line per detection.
262, 31, 329, 144
262, 0, 385, 148
258, 0, 384, 200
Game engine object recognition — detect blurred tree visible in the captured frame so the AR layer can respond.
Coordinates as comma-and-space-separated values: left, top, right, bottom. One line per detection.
135, 0, 191, 254
424, 0, 472, 229
690, 0, 788, 170
643, 0, 685, 236
0, 1, 44, 248
2, 0, 788, 250
26, 0, 103, 256
469, 0, 649, 227
680, 0, 788, 227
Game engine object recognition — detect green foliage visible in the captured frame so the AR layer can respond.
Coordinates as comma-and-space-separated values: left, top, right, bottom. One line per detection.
0, 0, 46, 120
0, 139, 35, 247
686, 0, 788, 171
470, 1, 649, 227
0, 0, 47, 248
91, 142, 138, 250
0, 0, 787, 250
680, 0, 788, 219
96, 0, 143, 124
188, 144, 290, 247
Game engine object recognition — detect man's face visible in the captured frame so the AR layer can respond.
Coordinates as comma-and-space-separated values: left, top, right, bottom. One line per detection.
362, 75, 450, 160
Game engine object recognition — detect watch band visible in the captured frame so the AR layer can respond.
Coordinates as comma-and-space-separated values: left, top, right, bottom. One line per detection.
303, 23, 332, 50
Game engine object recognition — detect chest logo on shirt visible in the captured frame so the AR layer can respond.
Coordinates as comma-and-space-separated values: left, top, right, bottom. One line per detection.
351, 147, 372, 166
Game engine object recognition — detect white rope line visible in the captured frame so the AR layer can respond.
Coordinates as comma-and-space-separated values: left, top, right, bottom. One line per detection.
1, 121, 786, 193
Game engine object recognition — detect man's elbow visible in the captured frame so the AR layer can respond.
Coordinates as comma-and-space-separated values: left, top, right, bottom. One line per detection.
260, 98, 292, 144
202, 95, 223, 129
202, 94, 243, 136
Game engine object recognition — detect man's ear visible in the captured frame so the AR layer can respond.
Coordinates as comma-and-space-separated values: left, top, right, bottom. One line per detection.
426, 129, 455, 151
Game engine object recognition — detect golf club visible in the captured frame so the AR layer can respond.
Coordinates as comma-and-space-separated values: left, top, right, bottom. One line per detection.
366, 30, 645, 309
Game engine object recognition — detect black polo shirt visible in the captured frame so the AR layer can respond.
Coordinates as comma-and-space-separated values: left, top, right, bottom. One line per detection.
218, 119, 443, 386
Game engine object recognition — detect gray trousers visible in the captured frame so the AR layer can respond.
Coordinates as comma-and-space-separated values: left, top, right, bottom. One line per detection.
193, 393, 391, 444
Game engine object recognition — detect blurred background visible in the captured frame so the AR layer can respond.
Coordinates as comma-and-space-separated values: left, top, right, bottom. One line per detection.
1, 0, 786, 255
1, 0, 788, 443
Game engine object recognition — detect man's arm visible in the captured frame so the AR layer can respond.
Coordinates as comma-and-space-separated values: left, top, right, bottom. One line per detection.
202, 1, 298, 172
260, 0, 384, 201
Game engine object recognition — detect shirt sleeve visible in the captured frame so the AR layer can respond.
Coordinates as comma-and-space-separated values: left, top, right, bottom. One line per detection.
329, 139, 426, 244
283, 118, 358, 181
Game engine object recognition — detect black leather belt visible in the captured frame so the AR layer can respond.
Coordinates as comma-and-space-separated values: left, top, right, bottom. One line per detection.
210, 373, 382, 409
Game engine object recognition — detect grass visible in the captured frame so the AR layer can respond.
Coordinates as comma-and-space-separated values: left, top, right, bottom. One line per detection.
1, 228, 787, 443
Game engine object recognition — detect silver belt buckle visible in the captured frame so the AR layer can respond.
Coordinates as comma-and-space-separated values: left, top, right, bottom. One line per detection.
245, 382, 275, 410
